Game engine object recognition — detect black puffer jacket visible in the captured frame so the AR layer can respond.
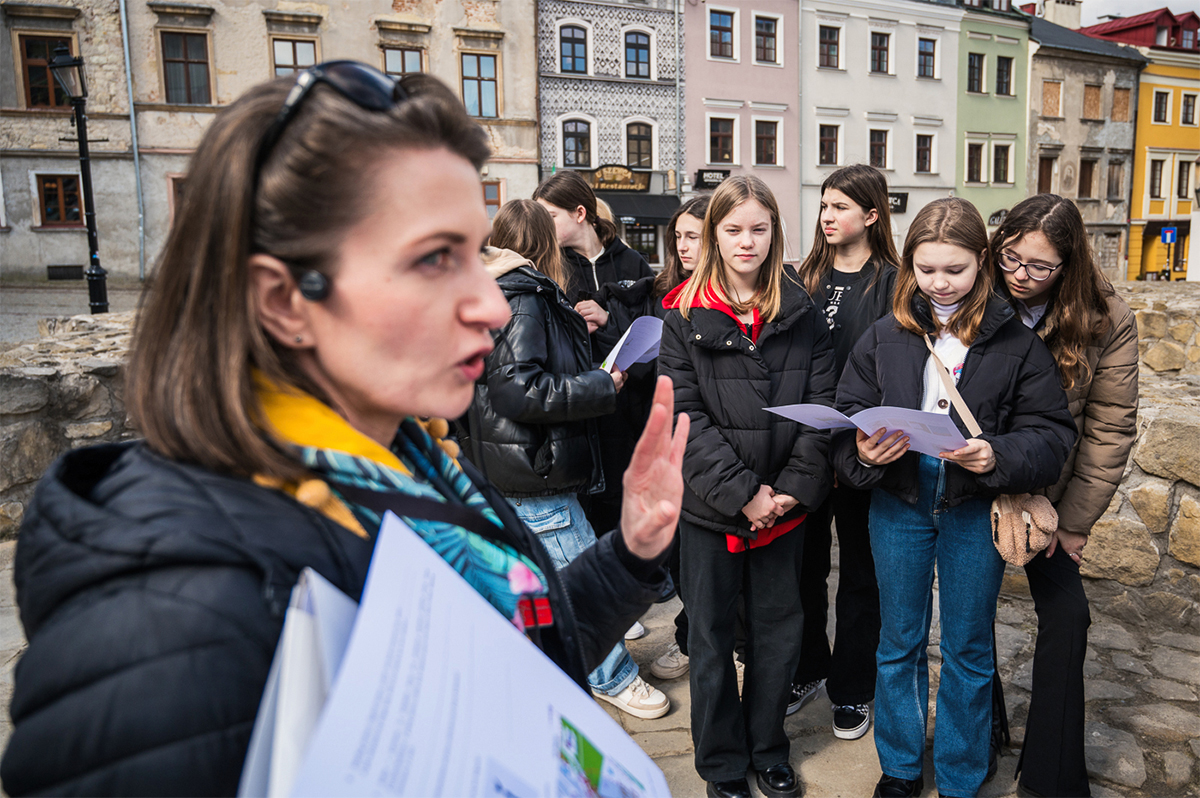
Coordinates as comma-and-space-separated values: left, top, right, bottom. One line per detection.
832, 295, 1078, 508
465, 249, 616, 497
1, 442, 665, 796
562, 238, 654, 360
658, 272, 839, 537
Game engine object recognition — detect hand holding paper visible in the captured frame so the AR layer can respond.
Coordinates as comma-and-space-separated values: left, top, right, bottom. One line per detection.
765, 403, 968, 459
601, 317, 664, 373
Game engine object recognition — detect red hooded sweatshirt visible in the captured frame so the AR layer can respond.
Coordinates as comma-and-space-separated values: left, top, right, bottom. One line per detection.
663, 279, 805, 553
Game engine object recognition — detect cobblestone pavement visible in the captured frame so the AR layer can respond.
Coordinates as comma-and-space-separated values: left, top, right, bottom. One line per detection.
0, 537, 1195, 796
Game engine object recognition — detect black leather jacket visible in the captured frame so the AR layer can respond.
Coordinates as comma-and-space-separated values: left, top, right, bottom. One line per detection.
1, 442, 665, 795
832, 295, 1078, 508
464, 254, 616, 497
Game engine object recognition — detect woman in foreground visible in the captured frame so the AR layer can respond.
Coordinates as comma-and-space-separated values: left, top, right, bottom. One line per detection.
0, 63, 686, 796
991, 194, 1138, 798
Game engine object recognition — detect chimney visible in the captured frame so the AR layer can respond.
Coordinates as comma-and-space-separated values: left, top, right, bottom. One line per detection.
1044, 0, 1082, 29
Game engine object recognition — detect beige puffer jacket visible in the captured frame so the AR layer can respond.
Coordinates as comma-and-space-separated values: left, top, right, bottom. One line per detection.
1041, 292, 1139, 535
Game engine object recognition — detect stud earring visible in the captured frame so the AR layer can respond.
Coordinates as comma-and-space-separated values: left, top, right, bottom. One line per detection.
294, 335, 303, 344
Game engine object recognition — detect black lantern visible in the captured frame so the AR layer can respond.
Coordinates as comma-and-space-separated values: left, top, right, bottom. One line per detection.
49, 44, 107, 313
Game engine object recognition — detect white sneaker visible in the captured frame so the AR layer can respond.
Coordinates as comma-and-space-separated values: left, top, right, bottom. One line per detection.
593, 675, 670, 719
624, 621, 647, 640
650, 642, 689, 679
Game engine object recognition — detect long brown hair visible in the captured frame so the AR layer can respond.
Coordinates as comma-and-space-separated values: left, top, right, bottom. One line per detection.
531, 170, 618, 247
893, 197, 993, 346
489, 199, 572, 294
126, 72, 489, 479
654, 196, 709, 298
797, 164, 900, 296
990, 194, 1113, 390
676, 176, 789, 322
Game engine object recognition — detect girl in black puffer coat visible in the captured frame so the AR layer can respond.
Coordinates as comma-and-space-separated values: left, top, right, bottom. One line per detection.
463, 200, 670, 721
834, 199, 1076, 798
659, 177, 837, 798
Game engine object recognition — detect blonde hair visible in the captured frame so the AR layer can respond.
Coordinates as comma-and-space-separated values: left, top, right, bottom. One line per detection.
490, 199, 572, 294
676, 176, 789, 322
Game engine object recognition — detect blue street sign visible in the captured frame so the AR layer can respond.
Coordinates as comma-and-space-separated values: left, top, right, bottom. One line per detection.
1162, 227, 1177, 244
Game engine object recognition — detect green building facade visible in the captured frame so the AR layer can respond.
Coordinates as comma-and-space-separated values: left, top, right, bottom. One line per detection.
954, 3, 1032, 228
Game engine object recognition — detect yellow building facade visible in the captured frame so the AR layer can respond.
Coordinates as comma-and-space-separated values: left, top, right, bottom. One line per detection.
1128, 49, 1200, 280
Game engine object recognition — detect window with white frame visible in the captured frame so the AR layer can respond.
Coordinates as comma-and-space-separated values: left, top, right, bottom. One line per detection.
383, 47, 422, 77
624, 30, 651, 79
966, 141, 986, 184
563, 119, 591, 168
917, 37, 937, 78
992, 142, 1013, 184
755, 14, 782, 66
995, 56, 1013, 96
1149, 159, 1164, 198
1178, 162, 1192, 200
1181, 93, 1197, 126
709, 8, 737, 60
870, 31, 892, 74
915, 133, 935, 174
869, 129, 889, 169
272, 38, 316, 77
1153, 90, 1170, 124
754, 118, 780, 166
818, 24, 841, 69
559, 23, 588, 74
461, 52, 498, 118
818, 123, 840, 166
709, 116, 736, 163
627, 121, 653, 168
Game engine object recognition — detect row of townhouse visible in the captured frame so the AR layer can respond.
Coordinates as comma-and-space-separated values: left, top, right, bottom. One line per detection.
1, 0, 1197, 282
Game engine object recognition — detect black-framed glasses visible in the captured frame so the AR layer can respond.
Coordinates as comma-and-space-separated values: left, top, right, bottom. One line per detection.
256, 60, 409, 173
997, 251, 1062, 282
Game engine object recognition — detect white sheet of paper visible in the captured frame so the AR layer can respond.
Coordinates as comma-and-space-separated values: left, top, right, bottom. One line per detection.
765, 403, 969, 458
291, 513, 671, 798
601, 316, 664, 373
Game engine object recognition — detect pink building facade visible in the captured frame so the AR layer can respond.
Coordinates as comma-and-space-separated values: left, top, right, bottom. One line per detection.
684, 1, 803, 261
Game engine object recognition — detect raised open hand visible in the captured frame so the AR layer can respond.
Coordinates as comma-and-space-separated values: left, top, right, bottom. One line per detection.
620, 375, 690, 560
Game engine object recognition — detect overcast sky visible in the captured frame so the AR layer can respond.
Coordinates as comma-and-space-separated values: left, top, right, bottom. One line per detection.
1079, 0, 1189, 26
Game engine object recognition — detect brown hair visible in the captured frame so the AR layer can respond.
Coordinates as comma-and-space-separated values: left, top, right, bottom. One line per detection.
676, 176, 790, 322
531, 170, 618, 247
797, 164, 900, 296
126, 72, 489, 479
893, 197, 993, 346
489, 199, 572, 294
654, 196, 709, 298
990, 193, 1113, 390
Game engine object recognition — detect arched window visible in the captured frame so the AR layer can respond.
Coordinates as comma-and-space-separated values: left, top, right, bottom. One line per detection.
625, 31, 650, 78
627, 122, 652, 168
560, 25, 587, 74
564, 120, 591, 167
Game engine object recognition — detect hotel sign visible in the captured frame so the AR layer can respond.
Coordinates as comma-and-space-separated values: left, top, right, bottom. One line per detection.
694, 169, 730, 189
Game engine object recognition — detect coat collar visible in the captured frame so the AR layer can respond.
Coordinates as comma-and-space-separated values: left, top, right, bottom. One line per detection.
910, 292, 1015, 345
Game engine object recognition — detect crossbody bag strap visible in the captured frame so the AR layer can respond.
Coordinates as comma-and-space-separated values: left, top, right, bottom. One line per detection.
923, 333, 984, 438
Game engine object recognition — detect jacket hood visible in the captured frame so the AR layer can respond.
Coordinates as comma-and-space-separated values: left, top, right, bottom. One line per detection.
482, 246, 534, 280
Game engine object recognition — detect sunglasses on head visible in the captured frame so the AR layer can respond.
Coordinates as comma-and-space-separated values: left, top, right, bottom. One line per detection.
255, 60, 410, 172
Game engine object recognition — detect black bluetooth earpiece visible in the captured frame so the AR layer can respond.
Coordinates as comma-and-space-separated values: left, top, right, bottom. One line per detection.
298, 270, 330, 301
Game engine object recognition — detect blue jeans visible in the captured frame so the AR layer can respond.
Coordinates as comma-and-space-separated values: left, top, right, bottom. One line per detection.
510, 493, 638, 696
870, 455, 1005, 797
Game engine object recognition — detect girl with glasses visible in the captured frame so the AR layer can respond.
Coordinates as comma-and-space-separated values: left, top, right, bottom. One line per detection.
990, 194, 1139, 798
832, 198, 1077, 798
0, 65, 687, 795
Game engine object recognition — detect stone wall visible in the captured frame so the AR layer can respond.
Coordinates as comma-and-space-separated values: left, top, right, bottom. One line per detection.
2, 287, 1199, 627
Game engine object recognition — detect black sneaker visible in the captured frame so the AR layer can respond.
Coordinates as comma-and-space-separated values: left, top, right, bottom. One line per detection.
873, 773, 923, 797
786, 678, 825, 716
831, 703, 871, 740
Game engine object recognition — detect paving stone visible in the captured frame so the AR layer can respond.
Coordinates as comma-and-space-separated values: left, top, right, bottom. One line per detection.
1089, 623, 1140, 651
995, 623, 1030, 670
1084, 679, 1135, 701
1162, 750, 1193, 789
1111, 651, 1151, 676
1150, 631, 1200, 653
1143, 678, 1197, 702
1107, 704, 1200, 742
626, 730, 693, 758
1149, 646, 1200, 685
1084, 721, 1147, 788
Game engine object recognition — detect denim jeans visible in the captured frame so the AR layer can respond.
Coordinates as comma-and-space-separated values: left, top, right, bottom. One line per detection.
510, 493, 638, 696
870, 455, 1005, 797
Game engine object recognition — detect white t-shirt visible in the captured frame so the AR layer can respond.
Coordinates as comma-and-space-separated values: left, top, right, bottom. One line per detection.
921, 301, 969, 415
1015, 299, 1048, 329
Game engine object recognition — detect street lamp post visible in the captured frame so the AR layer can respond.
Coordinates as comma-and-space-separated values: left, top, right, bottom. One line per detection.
49, 44, 108, 314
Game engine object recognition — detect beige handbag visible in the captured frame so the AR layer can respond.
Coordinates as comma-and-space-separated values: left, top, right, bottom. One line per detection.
923, 335, 1056, 566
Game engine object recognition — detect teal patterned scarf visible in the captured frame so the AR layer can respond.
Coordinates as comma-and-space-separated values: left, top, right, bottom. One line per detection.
296, 419, 548, 628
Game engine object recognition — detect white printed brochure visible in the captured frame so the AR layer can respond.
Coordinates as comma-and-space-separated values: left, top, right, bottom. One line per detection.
601, 316, 663, 373
765, 403, 969, 458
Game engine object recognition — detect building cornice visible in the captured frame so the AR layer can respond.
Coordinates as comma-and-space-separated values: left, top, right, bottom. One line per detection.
0, 2, 80, 20
147, 2, 214, 19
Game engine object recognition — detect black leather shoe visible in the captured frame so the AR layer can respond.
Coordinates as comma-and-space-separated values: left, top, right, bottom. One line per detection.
755, 763, 801, 798
872, 773, 924, 797
705, 778, 751, 798
986, 726, 1000, 782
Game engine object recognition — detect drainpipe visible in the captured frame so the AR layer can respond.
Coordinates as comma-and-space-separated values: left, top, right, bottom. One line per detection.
675, 0, 682, 195
118, 0, 146, 280
796, 0, 804, 257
